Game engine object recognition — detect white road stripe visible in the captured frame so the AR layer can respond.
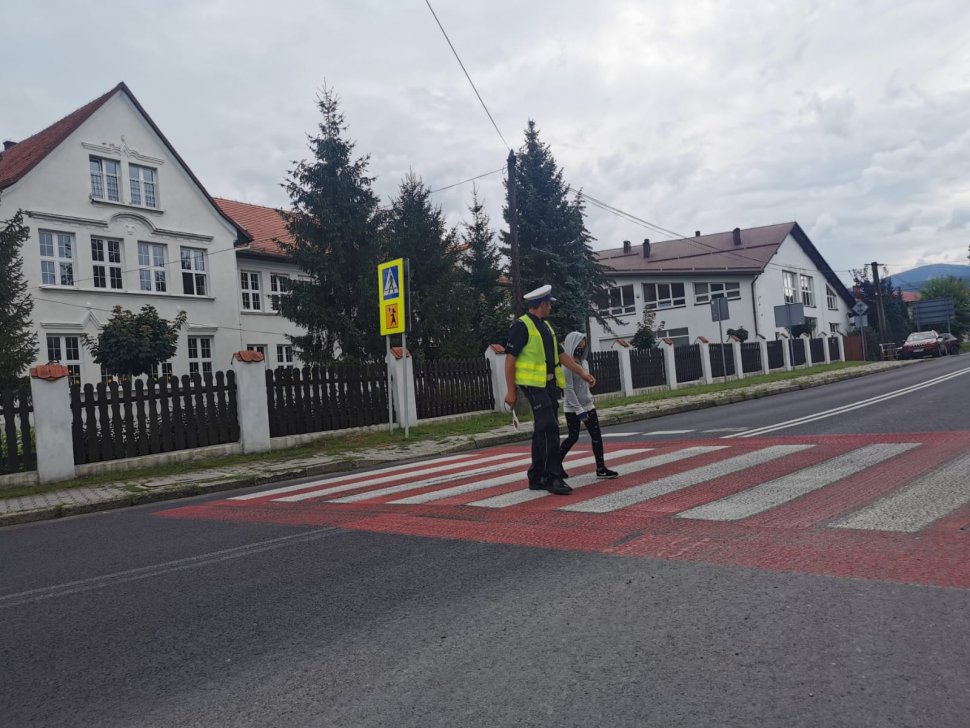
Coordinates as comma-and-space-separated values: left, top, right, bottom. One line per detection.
229, 452, 478, 500
702, 427, 748, 433
561, 444, 814, 514
727, 366, 970, 438
274, 452, 526, 503
336, 449, 647, 505
601, 433, 645, 437
677, 443, 919, 521
830, 450, 970, 533
468, 446, 728, 508
644, 430, 694, 435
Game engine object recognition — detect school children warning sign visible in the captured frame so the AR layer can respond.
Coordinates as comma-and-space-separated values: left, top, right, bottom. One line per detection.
377, 258, 407, 335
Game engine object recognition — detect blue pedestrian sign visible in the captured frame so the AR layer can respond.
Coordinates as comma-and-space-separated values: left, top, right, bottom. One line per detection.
382, 266, 400, 300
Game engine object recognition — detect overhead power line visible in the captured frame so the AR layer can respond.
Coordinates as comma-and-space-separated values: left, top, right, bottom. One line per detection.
424, 0, 510, 151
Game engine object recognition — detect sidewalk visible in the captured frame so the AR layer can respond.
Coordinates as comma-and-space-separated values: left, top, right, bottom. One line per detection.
0, 361, 905, 527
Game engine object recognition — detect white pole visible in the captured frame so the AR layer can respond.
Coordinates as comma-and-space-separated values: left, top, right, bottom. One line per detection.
402, 333, 410, 439
386, 336, 394, 431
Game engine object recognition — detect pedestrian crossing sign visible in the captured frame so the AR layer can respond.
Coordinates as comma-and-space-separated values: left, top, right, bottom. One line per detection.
378, 258, 407, 335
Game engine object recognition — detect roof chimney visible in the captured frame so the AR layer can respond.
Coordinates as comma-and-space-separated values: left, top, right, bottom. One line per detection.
3, 140, 17, 151
622, 240, 631, 253
642, 238, 651, 257
732, 227, 742, 246
695, 230, 701, 237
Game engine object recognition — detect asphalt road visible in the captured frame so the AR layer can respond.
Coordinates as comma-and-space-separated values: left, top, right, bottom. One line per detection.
1, 358, 968, 728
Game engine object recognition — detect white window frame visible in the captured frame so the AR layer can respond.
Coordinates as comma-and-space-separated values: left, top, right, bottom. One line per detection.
129, 164, 158, 208
39, 230, 75, 286
91, 237, 124, 290
180, 247, 208, 296
657, 327, 690, 347
90, 157, 121, 202
829, 322, 841, 334
602, 284, 636, 315
241, 270, 262, 311
644, 282, 686, 310
269, 274, 291, 312
694, 281, 741, 305
138, 242, 167, 292
151, 362, 174, 380
46, 334, 81, 384
187, 336, 213, 375
783, 271, 797, 305
276, 344, 294, 367
246, 344, 267, 359
800, 274, 815, 307
826, 285, 838, 310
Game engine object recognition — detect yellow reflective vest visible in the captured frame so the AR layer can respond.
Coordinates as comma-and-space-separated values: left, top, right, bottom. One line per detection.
514, 315, 566, 388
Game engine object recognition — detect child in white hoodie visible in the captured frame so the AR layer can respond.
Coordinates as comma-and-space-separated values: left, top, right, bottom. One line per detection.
558, 332, 618, 479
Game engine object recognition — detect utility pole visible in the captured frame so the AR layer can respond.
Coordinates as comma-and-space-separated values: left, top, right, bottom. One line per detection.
507, 150, 522, 316
871, 261, 888, 343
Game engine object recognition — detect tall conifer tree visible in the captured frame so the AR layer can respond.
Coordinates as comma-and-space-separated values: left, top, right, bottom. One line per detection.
501, 120, 611, 335
280, 87, 383, 364
0, 208, 38, 388
383, 173, 476, 358
461, 188, 509, 349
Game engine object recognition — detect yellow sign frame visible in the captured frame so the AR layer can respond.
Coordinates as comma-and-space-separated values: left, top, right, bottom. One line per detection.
378, 258, 406, 335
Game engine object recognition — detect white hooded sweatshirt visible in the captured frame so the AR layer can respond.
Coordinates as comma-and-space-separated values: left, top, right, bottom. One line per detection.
561, 331, 595, 415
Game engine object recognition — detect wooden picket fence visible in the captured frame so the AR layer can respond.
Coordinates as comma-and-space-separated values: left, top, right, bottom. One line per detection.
675, 344, 703, 384
588, 351, 622, 394
413, 358, 493, 419
740, 342, 763, 374
630, 348, 665, 388
266, 364, 389, 437
70, 373, 239, 465
0, 386, 35, 474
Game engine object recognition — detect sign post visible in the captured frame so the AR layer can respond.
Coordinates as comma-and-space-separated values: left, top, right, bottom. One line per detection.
378, 258, 409, 438
711, 297, 730, 383
852, 301, 869, 361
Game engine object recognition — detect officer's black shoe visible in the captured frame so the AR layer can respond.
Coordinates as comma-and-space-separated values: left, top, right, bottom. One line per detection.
545, 479, 572, 495
560, 468, 570, 479
528, 481, 545, 491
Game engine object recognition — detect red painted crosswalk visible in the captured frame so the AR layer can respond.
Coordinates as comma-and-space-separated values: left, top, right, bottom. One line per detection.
160, 433, 970, 588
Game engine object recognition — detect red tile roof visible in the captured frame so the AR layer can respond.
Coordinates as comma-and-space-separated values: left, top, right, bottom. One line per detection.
901, 290, 921, 303
0, 84, 120, 189
213, 198, 292, 259
0, 82, 251, 246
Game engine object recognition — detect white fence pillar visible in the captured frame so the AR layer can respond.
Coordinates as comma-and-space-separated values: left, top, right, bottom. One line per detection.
484, 345, 508, 412
387, 347, 418, 426
696, 336, 713, 385
615, 341, 635, 396
731, 336, 745, 380
29, 364, 76, 483
820, 333, 831, 364
758, 334, 770, 374
779, 333, 793, 371
231, 350, 271, 454
800, 333, 812, 368
660, 338, 679, 390
837, 332, 846, 362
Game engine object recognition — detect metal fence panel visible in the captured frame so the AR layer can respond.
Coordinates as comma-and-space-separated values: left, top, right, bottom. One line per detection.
0, 387, 35, 474
674, 344, 703, 384
588, 351, 621, 395
630, 348, 666, 388
741, 342, 762, 374
709, 344, 736, 378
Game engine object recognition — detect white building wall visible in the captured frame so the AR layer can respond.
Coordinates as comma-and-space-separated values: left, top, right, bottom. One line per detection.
590, 234, 852, 352
0, 91, 305, 380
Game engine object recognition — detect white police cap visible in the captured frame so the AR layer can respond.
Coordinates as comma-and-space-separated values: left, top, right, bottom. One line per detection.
523, 284, 556, 304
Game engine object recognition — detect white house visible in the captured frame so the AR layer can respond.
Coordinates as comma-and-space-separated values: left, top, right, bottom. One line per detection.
0, 82, 305, 382
590, 223, 855, 351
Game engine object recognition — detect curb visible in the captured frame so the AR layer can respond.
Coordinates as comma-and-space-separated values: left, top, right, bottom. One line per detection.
0, 361, 906, 527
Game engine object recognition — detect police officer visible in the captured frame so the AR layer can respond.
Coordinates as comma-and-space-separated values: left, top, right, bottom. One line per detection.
504, 284, 596, 495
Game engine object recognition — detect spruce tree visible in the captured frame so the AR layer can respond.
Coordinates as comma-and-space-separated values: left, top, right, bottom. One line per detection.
0, 208, 38, 389
461, 188, 510, 350
500, 120, 612, 337
280, 87, 383, 364
383, 172, 476, 358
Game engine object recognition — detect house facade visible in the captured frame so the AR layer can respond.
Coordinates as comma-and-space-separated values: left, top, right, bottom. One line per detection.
590, 223, 855, 351
0, 83, 304, 382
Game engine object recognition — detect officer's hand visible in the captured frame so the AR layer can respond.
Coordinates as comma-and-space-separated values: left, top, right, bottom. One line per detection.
504, 392, 517, 411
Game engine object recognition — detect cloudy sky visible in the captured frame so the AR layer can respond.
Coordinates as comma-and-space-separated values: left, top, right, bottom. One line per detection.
3, 0, 969, 286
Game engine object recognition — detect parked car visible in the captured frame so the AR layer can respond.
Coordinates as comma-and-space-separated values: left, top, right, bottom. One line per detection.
940, 332, 961, 355
898, 330, 946, 359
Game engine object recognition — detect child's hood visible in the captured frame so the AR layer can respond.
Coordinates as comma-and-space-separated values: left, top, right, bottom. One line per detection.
562, 331, 586, 358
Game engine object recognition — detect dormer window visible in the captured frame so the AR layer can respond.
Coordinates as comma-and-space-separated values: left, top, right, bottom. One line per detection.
90, 157, 121, 201
129, 164, 157, 208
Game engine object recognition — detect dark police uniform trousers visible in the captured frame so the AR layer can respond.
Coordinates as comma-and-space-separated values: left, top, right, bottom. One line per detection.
521, 378, 566, 486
